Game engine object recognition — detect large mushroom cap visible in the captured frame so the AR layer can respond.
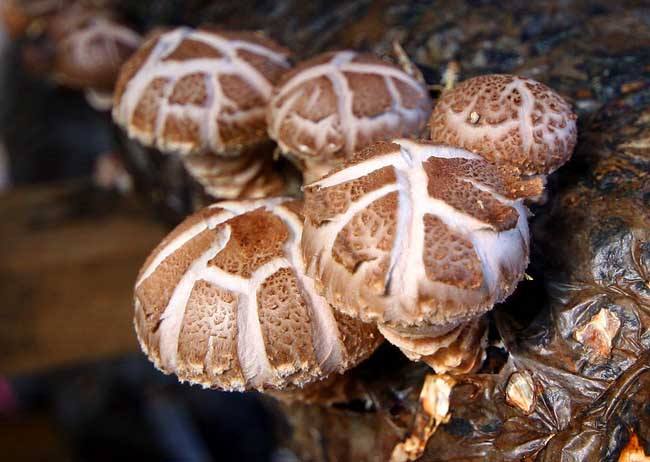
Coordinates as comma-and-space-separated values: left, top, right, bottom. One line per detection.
113, 27, 291, 157
302, 139, 542, 331
429, 74, 577, 176
52, 14, 141, 92
134, 198, 382, 391
267, 51, 432, 181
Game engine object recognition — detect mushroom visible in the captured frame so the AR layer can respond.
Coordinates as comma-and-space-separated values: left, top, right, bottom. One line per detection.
267, 50, 432, 182
429, 74, 577, 176
134, 198, 382, 391
302, 139, 543, 371
112, 27, 291, 200
51, 11, 141, 110
0, 0, 62, 38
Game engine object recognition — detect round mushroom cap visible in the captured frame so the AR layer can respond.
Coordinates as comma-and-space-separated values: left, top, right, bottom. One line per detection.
267, 51, 432, 181
53, 15, 141, 92
183, 150, 285, 200
429, 74, 577, 176
302, 139, 543, 330
113, 27, 291, 157
134, 198, 382, 391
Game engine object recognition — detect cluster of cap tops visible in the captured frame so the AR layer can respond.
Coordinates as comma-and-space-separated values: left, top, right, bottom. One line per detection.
1, 0, 142, 110
21, 13, 574, 391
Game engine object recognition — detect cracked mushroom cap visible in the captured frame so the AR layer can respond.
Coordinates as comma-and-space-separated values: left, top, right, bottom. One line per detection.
302, 139, 543, 332
429, 74, 577, 176
52, 15, 141, 93
134, 198, 382, 391
112, 27, 291, 156
267, 50, 432, 181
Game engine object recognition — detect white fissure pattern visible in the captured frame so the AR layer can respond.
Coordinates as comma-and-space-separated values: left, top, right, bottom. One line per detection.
60, 18, 141, 71
114, 28, 290, 155
135, 198, 350, 389
268, 51, 430, 166
437, 76, 576, 172
306, 140, 530, 326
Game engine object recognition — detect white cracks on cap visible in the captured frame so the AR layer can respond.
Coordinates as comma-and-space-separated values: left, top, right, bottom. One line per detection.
59, 17, 141, 72
135, 198, 369, 390
268, 51, 430, 175
430, 75, 577, 175
304, 140, 531, 328
114, 28, 290, 155
157, 225, 233, 371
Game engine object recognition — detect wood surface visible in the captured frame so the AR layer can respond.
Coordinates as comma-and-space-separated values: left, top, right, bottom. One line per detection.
0, 182, 166, 376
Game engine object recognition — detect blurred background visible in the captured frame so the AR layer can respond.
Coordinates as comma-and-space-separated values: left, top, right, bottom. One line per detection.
1, 1, 649, 461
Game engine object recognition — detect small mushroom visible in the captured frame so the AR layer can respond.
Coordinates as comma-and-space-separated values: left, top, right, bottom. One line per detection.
112, 27, 291, 199
267, 51, 432, 182
134, 198, 382, 391
0, 0, 62, 38
302, 139, 542, 369
429, 74, 577, 176
51, 12, 141, 110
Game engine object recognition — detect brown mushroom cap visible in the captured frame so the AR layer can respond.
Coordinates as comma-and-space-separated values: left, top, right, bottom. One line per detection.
183, 149, 285, 199
302, 139, 542, 331
52, 15, 140, 92
113, 27, 291, 157
134, 198, 382, 391
267, 51, 432, 181
429, 74, 577, 176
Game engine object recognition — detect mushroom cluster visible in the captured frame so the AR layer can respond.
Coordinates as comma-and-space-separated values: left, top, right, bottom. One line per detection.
134, 198, 381, 390
113, 27, 291, 200
302, 140, 544, 372
119, 21, 577, 390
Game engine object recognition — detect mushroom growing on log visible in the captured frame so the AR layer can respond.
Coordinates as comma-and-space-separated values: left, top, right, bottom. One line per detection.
429, 74, 577, 176
134, 198, 382, 391
302, 139, 543, 372
277, 82, 650, 462
267, 51, 431, 182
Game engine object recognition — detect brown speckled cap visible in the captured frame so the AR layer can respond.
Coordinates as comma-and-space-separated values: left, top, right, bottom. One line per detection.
302, 139, 542, 332
429, 74, 577, 176
134, 198, 382, 391
113, 27, 291, 156
267, 51, 432, 181
53, 15, 141, 92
